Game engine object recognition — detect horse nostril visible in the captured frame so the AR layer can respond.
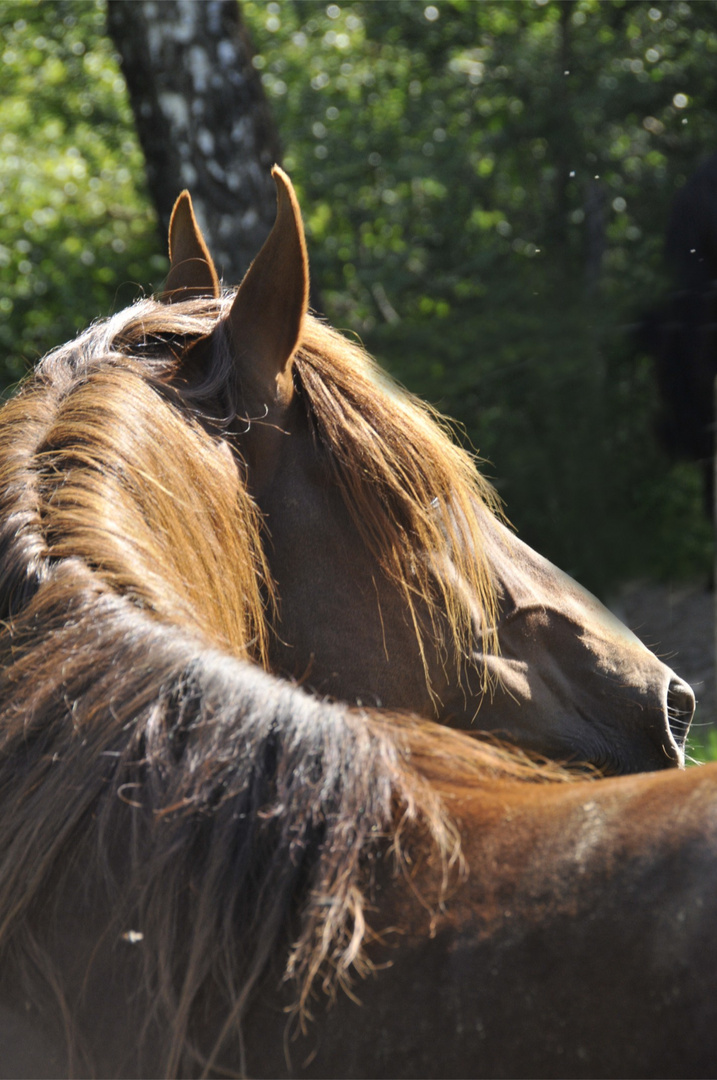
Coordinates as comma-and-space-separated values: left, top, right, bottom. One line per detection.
667, 677, 696, 748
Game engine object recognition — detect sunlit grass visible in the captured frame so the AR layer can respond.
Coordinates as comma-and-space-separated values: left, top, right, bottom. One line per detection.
687, 727, 717, 766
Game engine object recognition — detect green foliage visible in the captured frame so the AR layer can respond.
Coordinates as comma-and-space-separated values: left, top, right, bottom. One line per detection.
2, 0, 717, 592
0, 0, 163, 380
688, 727, 717, 765
242, 0, 717, 592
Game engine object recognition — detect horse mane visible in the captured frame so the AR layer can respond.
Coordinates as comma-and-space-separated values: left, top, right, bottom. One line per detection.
294, 317, 502, 685
0, 302, 271, 665
176, 296, 503, 688
0, 296, 566, 1075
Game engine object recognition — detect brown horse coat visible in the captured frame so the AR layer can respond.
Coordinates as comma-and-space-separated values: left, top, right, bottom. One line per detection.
0, 170, 708, 1078
3, 765, 717, 1078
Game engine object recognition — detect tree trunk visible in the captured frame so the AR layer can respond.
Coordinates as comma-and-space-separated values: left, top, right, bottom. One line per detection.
106, 0, 281, 283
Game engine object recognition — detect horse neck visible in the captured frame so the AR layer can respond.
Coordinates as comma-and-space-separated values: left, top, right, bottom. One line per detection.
253, 404, 460, 716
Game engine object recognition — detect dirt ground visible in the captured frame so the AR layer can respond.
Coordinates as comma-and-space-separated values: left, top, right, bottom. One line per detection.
610, 580, 715, 738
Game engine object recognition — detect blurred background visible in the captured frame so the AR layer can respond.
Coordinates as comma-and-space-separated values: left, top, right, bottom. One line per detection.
1, 0, 716, 741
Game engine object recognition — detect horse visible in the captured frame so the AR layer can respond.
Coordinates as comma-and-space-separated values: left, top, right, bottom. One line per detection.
158, 170, 692, 773
0, 167, 708, 1078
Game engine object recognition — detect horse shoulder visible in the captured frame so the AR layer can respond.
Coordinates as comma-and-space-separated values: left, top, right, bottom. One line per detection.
243, 767, 717, 1078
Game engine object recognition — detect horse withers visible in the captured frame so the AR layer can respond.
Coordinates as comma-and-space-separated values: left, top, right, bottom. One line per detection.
0, 168, 706, 1078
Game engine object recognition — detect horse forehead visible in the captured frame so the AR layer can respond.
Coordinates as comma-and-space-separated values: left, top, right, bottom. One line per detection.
480, 512, 653, 657
482, 514, 584, 604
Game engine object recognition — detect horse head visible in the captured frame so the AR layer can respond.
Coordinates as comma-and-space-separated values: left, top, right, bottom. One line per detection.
162, 168, 694, 774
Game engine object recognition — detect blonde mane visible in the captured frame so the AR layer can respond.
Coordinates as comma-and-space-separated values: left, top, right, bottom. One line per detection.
295, 316, 501, 686
0, 296, 568, 1075
12, 296, 500, 691
0, 299, 272, 663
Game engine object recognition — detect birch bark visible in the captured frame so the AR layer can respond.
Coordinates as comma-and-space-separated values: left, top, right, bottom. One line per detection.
107, 0, 281, 282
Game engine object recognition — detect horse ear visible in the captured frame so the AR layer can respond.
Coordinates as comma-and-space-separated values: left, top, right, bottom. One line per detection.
227, 166, 309, 400
160, 191, 220, 303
